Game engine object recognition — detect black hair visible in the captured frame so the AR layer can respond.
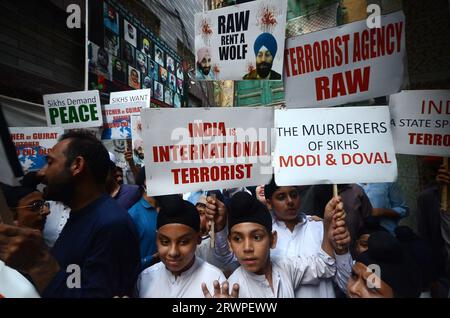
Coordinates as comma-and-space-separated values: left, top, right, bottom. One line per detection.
60, 130, 110, 185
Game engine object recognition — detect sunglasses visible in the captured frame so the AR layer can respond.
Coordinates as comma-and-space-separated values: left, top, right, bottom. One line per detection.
13, 200, 50, 213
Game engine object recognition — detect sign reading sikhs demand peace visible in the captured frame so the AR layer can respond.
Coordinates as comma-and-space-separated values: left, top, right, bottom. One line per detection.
284, 10, 406, 108
9, 127, 64, 172
109, 89, 151, 108
140, 107, 273, 196
274, 106, 398, 185
43, 90, 102, 129
194, 0, 287, 81
390, 90, 450, 157
101, 101, 148, 140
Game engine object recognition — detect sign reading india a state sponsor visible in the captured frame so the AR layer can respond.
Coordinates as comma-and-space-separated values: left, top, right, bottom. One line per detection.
101, 101, 148, 140
109, 89, 151, 108
284, 10, 406, 108
194, 0, 287, 81
390, 90, 450, 157
141, 107, 273, 196
9, 127, 64, 172
274, 106, 398, 186
43, 90, 102, 129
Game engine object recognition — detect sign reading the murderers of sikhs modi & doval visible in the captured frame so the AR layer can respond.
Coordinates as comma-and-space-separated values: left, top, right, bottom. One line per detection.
389, 90, 450, 157
109, 89, 151, 108
194, 0, 287, 81
9, 127, 64, 172
274, 106, 398, 186
101, 101, 148, 140
284, 10, 406, 108
43, 90, 102, 129
140, 107, 273, 196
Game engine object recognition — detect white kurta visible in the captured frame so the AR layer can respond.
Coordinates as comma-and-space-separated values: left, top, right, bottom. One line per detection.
0, 260, 40, 298
137, 257, 226, 298
271, 215, 352, 297
227, 250, 335, 298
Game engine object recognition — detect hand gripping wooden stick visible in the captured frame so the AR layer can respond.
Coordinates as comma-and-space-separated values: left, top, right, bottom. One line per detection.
209, 193, 216, 248
441, 157, 448, 213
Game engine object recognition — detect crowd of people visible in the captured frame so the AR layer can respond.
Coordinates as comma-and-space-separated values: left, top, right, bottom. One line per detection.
0, 130, 449, 298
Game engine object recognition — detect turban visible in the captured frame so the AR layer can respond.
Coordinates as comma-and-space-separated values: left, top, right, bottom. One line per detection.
228, 192, 272, 233
264, 175, 279, 200
197, 47, 211, 62
1, 183, 36, 208
157, 195, 200, 232
254, 33, 277, 57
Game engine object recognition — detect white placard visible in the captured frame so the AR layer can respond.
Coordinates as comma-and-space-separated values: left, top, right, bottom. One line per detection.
390, 90, 450, 157
284, 11, 406, 108
141, 107, 273, 196
109, 88, 151, 108
9, 127, 64, 172
195, 0, 287, 81
274, 106, 398, 185
43, 90, 102, 129
101, 101, 147, 140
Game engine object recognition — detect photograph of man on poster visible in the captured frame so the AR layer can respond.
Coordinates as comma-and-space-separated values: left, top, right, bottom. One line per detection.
169, 73, 176, 91
195, 47, 216, 80
136, 51, 147, 75
112, 57, 126, 83
103, 3, 119, 34
104, 28, 120, 56
164, 88, 173, 106
176, 78, 183, 95
122, 42, 136, 67
155, 45, 165, 66
154, 81, 163, 101
243, 33, 281, 80
166, 55, 175, 73
148, 59, 158, 81
142, 76, 152, 89
141, 36, 152, 56
128, 66, 141, 89
176, 63, 184, 80
124, 20, 137, 47
89, 43, 112, 80
159, 66, 168, 85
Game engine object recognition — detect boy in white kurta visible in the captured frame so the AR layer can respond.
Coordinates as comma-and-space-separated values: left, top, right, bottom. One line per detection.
137, 196, 226, 298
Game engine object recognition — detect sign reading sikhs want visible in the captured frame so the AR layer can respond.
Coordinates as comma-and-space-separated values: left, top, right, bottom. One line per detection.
284, 11, 406, 108
140, 107, 273, 196
195, 0, 287, 81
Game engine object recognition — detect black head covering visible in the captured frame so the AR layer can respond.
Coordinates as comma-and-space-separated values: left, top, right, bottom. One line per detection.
1, 183, 37, 208
264, 175, 279, 200
228, 192, 272, 233
356, 231, 421, 298
357, 216, 386, 238
157, 195, 200, 232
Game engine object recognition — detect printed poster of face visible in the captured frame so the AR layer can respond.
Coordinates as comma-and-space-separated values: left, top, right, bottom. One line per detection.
124, 19, 137, 47
104, 28, 120, 56
89, 42, 112, 80
176, 63, 184, 80
136, 51, 147, 75
176, 78, 183, 95
122, 42, 135, 67
112, 57, 127, 83
165, 88, 173, 106
141, 35, 153, 57
169, 73, 176, 91
166, 55, 175, 73
142, 75, 152, 90
154, 45, 165, 66
154, 81, 164, 101
173, 92, 181, 108
159, 66, 168, 85
148, 59, 159, 81
103, 2, 119, 34
128, 66, 141, 89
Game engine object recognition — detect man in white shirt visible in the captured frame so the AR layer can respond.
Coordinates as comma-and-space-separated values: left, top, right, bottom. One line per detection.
221, 192, 348, 298
137, 196, 226, 298
264, 178, 353, 297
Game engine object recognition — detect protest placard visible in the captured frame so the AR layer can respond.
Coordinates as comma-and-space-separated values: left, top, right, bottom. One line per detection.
43, 90, 102, 129
141, 107, 273, 196
274, 106, 398, 185
101, 101, 147, 140
195, 0, 287, 81
130, 115, 145, 167
390, 90, 450, 157
9, 127, 64, 172
109, 88, 151, 107
284, 11, 405, 108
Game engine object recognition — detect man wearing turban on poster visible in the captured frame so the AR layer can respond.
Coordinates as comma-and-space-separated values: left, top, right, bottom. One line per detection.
243, 33, 281, 80
196, 47, 216, 80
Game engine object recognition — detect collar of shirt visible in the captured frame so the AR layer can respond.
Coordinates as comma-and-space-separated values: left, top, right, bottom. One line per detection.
163, 256, 201, 284
241, 263, 282, 296
271, 211, 307, 229
139, 197, 154, 209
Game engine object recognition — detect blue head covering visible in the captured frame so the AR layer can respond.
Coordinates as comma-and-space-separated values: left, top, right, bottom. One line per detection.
254, 33, 277, 58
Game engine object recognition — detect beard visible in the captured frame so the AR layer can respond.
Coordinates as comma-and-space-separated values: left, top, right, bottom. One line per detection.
198, 63, 210, 76
43, 167, 75, 205
256, 62, 272, 78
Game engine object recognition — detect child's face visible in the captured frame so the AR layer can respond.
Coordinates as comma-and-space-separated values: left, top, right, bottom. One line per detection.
157, 224, 201, 276
228, 222, 276, 275
267, 186, 300, 222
